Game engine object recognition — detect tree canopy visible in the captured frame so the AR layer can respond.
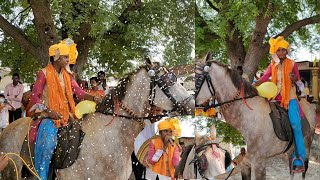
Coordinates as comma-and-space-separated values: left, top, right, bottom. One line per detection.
0, 0, 194, 82
196, 0, 320, 79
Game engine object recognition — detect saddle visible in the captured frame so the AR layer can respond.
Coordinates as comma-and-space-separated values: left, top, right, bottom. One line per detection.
269, 102, 310, 142
20, 118, 85, 179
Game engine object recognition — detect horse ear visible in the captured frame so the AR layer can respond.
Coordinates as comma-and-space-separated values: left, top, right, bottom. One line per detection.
206, 51, 212, 62
200, 51, 212, 63
145, 57, 152, 67
194, 126, 201, 145
210, 124, 216, 140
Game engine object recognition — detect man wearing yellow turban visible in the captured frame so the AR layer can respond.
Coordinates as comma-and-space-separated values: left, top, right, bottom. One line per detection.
30, 41, 101, 180
254, 36, 306, 173
147, 118, 180, 178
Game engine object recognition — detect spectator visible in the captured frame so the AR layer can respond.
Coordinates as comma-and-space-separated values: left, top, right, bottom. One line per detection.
22, 84, 34, 117
97, 71, 109, 94
232, 147, 246, 166
0, 94, 14, 133
87, 77, 105, 98
4, 73, 24, 123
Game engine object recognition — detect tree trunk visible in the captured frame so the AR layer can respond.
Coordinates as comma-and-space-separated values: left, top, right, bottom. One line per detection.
225, 21, 246, 69
29, 0, 58, 66
243, 14, 272, 81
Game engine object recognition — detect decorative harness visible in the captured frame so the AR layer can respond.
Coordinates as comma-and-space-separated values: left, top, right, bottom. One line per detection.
100, 66, 193, 125
189, 139, 231, 180
195, 61, 256, 112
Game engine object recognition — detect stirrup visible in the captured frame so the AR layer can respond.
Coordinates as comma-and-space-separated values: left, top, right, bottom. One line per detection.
291, 157, 305, 173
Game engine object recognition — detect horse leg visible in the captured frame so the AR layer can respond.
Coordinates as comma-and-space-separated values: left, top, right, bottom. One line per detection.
302, 159, 309, 180
288, 154, 294, 180
252, 159, 266, 180
241, 163, 251, 180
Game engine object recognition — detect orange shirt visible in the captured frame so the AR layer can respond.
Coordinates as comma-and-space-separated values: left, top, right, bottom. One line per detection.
86, 89, 105, 97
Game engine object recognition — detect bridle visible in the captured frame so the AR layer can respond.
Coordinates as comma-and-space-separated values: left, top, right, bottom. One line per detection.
147, 65, 193, 113
101, 65, 193, 125
195, 61, 256, 112
189, 139, 230, 180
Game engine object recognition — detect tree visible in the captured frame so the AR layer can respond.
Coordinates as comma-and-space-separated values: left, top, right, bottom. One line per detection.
196, 0, 320, 80
0, 0, 194, 82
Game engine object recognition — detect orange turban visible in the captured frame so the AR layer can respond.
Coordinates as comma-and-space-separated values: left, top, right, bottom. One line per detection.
269, 36, 289, 54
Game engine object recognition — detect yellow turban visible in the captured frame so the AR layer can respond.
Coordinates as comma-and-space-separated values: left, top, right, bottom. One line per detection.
158, 117, 181, 137
61, 38, 78, 64
158, 119, 174, 131
48, 43, 70, 58
269, 36, 289, 54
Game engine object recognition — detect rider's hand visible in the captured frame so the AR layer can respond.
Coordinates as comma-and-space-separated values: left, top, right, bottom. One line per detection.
46, 109, 62, 120
163, 136, 171, 150
289, 72, 297, 82
93, 95, 103, 104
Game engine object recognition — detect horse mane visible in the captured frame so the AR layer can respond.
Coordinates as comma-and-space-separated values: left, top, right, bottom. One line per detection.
174, 144, 194, 178
211, 61, 258, 97
96, 65, 147, 113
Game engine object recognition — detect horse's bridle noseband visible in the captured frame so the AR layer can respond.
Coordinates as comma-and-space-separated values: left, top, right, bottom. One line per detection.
195, 61, 256, 112
190, 140, 227, 180
147, 66, 193, 113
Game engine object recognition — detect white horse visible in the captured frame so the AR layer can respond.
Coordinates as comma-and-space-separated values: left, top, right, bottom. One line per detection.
176, 125, 227, 179
195, 52, 316, 180
0, 59, 195, 180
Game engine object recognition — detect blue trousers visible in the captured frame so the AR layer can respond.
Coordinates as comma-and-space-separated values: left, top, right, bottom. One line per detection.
35, 119, 58, 180
288, 99, 306, 166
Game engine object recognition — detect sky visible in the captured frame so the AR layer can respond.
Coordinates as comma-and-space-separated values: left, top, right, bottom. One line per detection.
294, 47, 320, 62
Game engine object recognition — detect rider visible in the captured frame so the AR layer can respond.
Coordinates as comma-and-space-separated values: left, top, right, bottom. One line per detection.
253, 36, 306, 173
147, 118, 180, 178
30, 40, 101, 180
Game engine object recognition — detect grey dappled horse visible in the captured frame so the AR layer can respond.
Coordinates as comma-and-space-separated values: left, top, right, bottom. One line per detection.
195, 52, 316, 180
0, 59, 194, 180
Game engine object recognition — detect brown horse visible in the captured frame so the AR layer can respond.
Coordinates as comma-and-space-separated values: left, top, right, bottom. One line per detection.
195, 52, 317, 180
0, 59, 194, 180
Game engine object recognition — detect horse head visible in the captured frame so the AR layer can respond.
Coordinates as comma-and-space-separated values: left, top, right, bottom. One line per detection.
99, 57, 194, 120
195, 52, 257, 109
189, 125, 226, 179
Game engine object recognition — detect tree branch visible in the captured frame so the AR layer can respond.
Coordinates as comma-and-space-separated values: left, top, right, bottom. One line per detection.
205, 0, 220, 12
196, 4, 220, 41
118, 0, 143, 24
278, 14, 320, 38
104, 0, 144, 40
0, 15, 38, 59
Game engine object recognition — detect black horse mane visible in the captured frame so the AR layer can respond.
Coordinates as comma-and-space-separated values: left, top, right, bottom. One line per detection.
209, 61, 258, 97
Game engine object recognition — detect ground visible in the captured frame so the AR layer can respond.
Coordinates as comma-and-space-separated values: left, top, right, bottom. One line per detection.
228, 154, 320, 180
